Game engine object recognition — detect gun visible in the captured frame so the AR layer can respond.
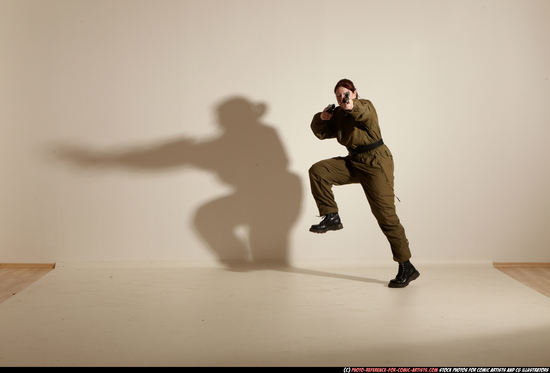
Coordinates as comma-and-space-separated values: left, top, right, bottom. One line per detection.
326, 91, 350, 113
343, 91, 350, 104
326, 104, 336, 113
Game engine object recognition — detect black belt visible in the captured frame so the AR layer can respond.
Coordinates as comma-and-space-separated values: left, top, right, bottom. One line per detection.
348, 139, 384, 154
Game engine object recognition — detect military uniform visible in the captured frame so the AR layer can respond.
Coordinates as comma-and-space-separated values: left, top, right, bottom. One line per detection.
309, 98, 411, 263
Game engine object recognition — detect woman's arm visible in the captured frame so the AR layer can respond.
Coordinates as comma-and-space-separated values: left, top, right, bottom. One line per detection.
311, 112, 338, 139
347, 99, 374, 123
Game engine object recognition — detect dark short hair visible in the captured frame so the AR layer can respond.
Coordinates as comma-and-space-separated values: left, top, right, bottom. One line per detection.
334, 79, 356, 93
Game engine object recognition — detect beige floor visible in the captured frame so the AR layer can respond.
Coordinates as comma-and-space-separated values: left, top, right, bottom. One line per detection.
494, 266, 550, 298
0, 267, 53, 303
1, 262, 549, 367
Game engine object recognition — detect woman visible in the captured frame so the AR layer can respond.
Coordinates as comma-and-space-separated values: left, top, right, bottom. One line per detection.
308, 78, 419, 288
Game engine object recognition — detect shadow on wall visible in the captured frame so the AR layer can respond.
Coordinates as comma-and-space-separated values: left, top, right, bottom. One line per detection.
55, 96, 303, 269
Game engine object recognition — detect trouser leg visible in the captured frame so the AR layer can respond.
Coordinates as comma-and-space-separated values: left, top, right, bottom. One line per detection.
309, 157, 357, 216
357, 155, 411, 262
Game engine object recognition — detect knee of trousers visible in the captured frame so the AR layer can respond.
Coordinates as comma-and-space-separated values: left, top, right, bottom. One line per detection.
308, 163, 324, 180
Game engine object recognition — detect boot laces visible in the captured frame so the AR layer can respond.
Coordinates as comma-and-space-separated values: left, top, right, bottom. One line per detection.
397, 262, 406, 276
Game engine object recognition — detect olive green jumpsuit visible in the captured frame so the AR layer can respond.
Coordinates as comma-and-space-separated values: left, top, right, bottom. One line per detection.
309, 99, 411, 263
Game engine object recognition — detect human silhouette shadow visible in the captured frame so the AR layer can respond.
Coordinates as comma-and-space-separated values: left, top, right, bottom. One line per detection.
55, 96, 302, 269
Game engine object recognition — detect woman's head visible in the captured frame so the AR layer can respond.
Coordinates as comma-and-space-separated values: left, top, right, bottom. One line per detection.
334, 78, 358, 108
334, 79, 356, 94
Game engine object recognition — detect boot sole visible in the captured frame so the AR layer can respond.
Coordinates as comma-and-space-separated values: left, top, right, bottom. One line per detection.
309, 224, 343, 233
388, 270, 420, 288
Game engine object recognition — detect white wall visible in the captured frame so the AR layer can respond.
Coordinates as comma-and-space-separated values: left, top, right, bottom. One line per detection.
1, 0, 549, 265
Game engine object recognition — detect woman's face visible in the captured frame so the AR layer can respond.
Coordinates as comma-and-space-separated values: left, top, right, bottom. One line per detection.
335, 86, 357, 107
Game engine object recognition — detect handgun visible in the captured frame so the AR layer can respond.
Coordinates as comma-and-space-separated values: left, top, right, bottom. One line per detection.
343, 91, 350, 104
326, 104, 336, 113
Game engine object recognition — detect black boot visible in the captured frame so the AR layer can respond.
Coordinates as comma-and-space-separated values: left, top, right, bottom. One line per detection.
309, 213, 343, 233
388, 260, 420, 288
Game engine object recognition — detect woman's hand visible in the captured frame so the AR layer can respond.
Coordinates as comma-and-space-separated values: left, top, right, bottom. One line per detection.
320, 106, 334, 121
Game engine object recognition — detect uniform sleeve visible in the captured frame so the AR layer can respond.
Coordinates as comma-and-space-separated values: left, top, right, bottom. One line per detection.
311, 112, 338, 139
348, 99, 374, 123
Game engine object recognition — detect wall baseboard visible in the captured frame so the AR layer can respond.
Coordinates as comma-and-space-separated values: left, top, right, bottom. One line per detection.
0, 263, 56, 269
1, 262, 548, 269
493, 262, 550, 268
